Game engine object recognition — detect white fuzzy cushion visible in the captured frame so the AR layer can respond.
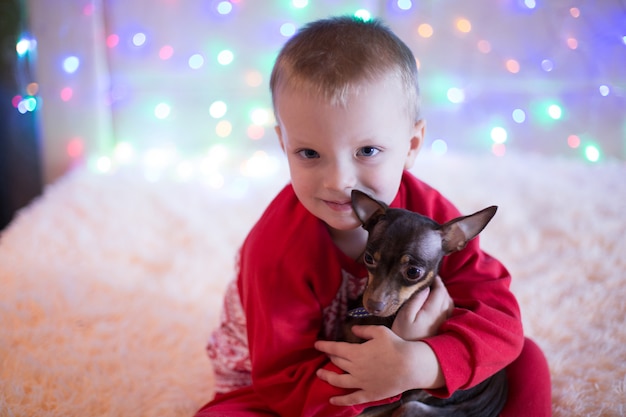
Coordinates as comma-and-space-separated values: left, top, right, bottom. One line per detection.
1, 152, 624, 416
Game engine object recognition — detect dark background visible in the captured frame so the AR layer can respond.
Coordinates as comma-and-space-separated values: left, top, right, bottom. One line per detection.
0, 0, 42, 231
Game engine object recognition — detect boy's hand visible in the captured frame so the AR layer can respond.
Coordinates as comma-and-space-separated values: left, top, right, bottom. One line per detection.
392, 275, 454, 341
313, 275, 452, 406
314, 329, 443, 406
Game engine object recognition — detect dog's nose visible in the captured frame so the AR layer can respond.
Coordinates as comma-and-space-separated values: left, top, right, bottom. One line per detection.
366, 299, 386, 315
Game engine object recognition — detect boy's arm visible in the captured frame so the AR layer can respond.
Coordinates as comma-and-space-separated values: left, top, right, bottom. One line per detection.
316, 327, 445, 406
239, 239, 399, 416
315, 275, 452, 405
316, 241, 523, 403
424, 241, 524, 396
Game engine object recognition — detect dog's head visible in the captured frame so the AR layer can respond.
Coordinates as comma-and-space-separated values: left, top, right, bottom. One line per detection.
351, 190, 497, 317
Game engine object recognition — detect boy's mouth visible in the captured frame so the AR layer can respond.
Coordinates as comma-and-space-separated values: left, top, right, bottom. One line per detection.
324, 199, 353, 212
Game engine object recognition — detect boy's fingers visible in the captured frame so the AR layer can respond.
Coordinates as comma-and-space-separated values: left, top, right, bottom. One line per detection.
316, 368, 356, 389
314, 340, 351, 357
329, 390, 386, 407
426, 275, 454, 316
348, 324, 386, 340
329, 391, 367, 407
398, 286, 430, 322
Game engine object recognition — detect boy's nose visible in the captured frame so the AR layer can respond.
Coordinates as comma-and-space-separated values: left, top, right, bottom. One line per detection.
324, 161, 356, 191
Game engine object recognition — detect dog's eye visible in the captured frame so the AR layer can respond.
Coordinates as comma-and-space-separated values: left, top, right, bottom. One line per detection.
405, 266, 423, 281
363, 252, 376, 266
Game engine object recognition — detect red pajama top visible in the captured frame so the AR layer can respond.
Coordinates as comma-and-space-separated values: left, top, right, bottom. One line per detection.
207, 171, 524, 416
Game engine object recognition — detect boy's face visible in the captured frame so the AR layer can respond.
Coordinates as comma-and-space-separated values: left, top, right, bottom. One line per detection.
274, 74, 424, 233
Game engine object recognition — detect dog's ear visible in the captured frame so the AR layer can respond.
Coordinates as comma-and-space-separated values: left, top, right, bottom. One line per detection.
351, 190, 387, 229
440, 206, 497, 254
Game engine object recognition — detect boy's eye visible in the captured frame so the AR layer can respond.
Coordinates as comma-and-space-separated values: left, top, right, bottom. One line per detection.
357, 146, 380, 157
297, 149, 319, 159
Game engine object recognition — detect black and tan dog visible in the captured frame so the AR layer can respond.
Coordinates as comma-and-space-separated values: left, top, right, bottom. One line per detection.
346, 190, 507, 417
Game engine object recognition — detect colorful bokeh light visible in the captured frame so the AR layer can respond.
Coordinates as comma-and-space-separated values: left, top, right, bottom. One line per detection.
11, 0, 624, 185
217, 50, 234, 65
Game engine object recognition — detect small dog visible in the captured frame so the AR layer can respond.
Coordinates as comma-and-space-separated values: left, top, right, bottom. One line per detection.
346, 190, 508, 417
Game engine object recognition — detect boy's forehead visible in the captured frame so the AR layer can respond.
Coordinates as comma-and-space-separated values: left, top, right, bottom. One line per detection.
273, 71, 405, 110
274, 75, 415, 135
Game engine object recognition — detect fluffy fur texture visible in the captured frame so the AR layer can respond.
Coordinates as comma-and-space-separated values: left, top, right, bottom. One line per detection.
0, 153, 624, 416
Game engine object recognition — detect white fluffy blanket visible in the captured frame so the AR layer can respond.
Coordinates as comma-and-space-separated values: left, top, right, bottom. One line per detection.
1, 153, 624, 416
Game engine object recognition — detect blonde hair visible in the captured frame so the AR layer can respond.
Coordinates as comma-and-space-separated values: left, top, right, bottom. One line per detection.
270, 16, 421, 121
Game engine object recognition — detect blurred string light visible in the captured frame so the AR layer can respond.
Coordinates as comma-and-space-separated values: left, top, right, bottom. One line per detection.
541, 59, 554, 72
477, 40, 491, 53
431, 139, 448, 155
66, 137, 84, 158
82, 3, 95, 15
455, 18, 471, 33
524, 0, 536, 9
567, 135, 580, 148
24, 0, 621, 180
566, 37, 578, 50
13, 35, 40, 115
598, 85, 610, 97
585, 145, 600, 162
154, 102, 171, 119
60, 87, 73, 102
492, 143, 506, 157
209, 100, 228, 118
512, 109, 526, 123
113, 141, 135, 164
217, 49, 234, 65
16, 36, 35, 56
417, 23, 433, 38
106, 34, 119, 48
245, 70, 263, 87
188, 53, 204, 69
446, 87, 465, 103
217, 1, 233, 14
247, 125, 265, 140
16, 96, 38, 113
292, 0, 308, 9
490, 126, 508, 157
132, 32, 147, 47
159, 45, 174, 60
250, 107, 271, 125
547, 104, 562, 120
490, 126, 508, 144
94, 156, 113, 173
216, 120, 233, 137
505, 59, 520, 74
532, 100, 563, 124
354, 9, 372, 21
397, 0, 412, 11
280, 22, 297, 37
63, 56, 80, 73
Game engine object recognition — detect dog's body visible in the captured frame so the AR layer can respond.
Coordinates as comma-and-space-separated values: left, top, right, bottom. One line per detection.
346, 190, 507, 417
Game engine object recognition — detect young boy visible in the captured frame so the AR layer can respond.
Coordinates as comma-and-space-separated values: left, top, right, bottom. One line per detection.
195, 16, 551, 416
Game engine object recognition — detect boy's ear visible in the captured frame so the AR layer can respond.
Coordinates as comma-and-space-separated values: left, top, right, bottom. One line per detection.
404, 119, 425, 170
275, 125, 285, 152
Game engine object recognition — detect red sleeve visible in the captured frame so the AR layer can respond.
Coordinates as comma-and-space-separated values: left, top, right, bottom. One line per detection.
238, 186, 397, 416
395, 172, 524, 397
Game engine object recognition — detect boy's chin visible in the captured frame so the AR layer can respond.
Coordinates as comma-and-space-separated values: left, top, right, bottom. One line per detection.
323, 217, 362, 233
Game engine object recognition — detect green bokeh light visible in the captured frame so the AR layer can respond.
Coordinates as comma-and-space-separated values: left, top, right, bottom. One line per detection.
584, 144, 600, 162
